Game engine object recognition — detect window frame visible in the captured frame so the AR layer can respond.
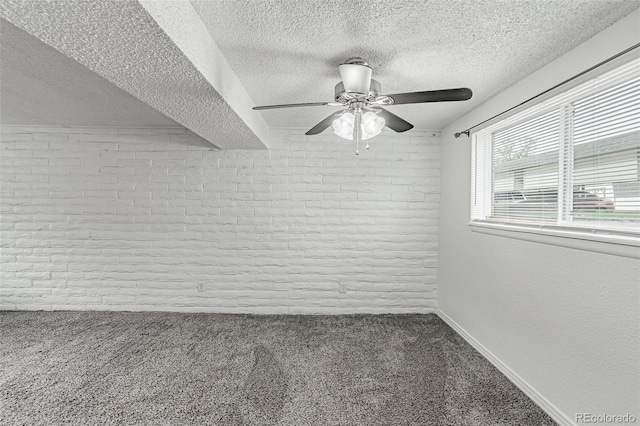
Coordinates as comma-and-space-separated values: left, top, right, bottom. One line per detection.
469, 56, 640, 258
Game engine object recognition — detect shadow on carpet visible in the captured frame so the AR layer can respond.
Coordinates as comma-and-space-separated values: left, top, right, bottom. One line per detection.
0, 312, 556, 425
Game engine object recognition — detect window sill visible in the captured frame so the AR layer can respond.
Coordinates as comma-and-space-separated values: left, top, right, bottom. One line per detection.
469, 220, 640, 258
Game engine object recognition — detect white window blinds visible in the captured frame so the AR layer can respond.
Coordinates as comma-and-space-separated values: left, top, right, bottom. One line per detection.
471, 56, 640, 236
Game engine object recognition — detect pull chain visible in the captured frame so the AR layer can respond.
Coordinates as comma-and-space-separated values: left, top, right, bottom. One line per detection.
354, 110, 362, 155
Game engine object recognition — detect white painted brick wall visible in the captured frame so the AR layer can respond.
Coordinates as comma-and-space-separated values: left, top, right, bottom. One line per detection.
0, 126, 439, 314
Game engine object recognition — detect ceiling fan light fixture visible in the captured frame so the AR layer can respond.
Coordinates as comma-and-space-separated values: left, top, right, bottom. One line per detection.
332, 111, 385, 141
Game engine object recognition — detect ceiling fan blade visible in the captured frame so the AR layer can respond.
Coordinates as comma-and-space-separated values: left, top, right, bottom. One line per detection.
305, 111, 345, 135
253, 102, 343, 110
376, 108, 414, 132
385, 88, 472, 105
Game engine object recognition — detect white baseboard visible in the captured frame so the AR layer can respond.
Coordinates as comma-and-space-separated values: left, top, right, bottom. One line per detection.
1, 305, 438, 315
436, 309, 575, 426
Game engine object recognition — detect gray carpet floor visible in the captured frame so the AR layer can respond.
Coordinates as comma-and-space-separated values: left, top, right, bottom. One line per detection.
0, 312, 555, 425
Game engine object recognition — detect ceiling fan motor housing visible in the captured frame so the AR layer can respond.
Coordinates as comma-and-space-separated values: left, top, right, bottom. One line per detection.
334, 79, 381, 104
338, 57, 372, 94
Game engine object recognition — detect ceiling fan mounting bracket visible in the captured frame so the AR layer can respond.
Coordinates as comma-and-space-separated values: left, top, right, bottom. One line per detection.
342, 57, 370, 67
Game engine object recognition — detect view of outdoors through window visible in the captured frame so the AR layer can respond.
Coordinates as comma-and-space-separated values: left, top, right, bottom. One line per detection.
492, 109, 560, 220
490, 67, 640, 229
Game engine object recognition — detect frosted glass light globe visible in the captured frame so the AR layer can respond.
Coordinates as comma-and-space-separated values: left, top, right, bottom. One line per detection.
332, 113, 355, 139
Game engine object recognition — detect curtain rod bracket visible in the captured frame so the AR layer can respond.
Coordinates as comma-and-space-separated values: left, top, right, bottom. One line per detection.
454, 130, 470, 138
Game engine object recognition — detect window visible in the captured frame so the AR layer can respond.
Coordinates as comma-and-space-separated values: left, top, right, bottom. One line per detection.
471, 57, 640, 250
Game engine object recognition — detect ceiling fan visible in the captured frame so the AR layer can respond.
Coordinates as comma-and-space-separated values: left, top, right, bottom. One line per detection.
253, 57, 473, 154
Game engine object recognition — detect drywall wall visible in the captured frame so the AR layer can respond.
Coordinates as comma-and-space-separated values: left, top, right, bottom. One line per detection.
438, 9, 640, 426
0, 127, 439, 314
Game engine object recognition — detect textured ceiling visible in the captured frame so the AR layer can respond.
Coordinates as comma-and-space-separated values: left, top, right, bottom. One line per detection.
1, 0, 637, 144
0, 20, 181, 128
191, 0, 640, 131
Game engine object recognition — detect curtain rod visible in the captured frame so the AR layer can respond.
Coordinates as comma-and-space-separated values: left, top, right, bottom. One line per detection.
454, 42, 640, 138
